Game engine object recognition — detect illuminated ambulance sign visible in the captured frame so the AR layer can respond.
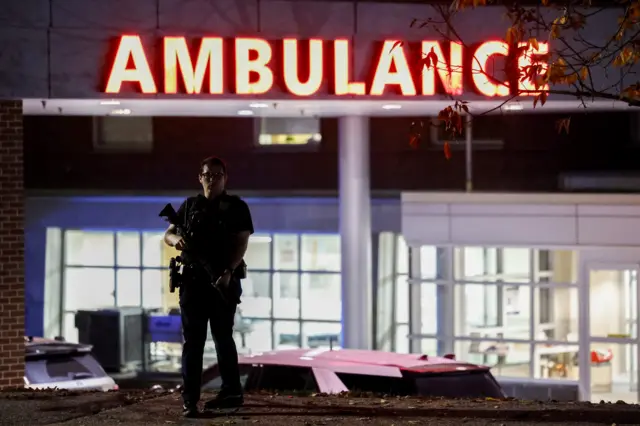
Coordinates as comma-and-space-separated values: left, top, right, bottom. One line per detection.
104, 35, 548, 97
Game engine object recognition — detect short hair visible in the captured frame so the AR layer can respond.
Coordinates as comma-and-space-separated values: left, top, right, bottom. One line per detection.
200, 156, 227, 174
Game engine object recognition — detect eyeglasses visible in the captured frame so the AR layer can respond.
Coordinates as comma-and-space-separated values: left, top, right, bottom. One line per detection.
200, 172, 224, 180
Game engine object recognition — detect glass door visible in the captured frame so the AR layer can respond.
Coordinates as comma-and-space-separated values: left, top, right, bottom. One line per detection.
584, 263, 640, 404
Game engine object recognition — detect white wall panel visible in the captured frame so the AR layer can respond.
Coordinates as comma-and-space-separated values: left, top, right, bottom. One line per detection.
578, 217, 640, 246
450, 216, 577, 246
402, 192, 640, 249
401, 215, 450, 247
449, 203, 576, 216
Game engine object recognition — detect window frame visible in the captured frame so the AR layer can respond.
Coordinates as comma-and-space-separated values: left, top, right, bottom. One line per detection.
253, 117, 323, 152
92, 116, 154, 153
58, 230, 344, 353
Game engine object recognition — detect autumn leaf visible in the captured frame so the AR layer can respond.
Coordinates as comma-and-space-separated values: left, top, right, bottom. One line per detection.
506, 26, 523, 44
443, 141, 452, 160
528, 37, 539, 51
579, 67, 589, 81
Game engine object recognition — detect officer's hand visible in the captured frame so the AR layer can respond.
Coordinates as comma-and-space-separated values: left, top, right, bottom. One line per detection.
172, 236, 186, 251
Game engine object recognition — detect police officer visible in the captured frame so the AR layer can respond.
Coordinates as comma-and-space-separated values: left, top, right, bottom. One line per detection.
164, 156, 253, 417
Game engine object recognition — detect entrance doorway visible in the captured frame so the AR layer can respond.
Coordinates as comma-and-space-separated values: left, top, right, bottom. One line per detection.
582, 259, 640, 403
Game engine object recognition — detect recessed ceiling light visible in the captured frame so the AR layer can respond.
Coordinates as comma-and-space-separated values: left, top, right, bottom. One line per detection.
237, 110, 254, 116
111, 108, 131, 115
504, 103, 523, 111
100, 100, 121, 106
382, 104, 402, 110
249, 103, 268, 108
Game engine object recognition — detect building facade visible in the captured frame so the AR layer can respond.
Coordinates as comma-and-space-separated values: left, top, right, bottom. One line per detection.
2, 0, 640, 399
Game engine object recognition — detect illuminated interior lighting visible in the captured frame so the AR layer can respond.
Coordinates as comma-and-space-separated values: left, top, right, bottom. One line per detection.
100, 100, 121, 105
110, 108, 131, 115
504, 103, 523, 111
250, 235, 272, 243
237, 109, 254, 116
249, 103, 268, 108
382, 104, 402, 110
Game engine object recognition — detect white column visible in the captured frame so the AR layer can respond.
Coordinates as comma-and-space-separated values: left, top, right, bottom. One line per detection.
339, 116, 372, 350
408, 247, 422, 353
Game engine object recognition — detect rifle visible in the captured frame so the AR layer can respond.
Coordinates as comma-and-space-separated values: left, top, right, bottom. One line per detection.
159, 203, 231, 303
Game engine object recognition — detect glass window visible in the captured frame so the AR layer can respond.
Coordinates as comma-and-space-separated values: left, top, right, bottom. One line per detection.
142, 232, 164, 267
242, 272, 272, 318
244, 320, 273, 353
142, 269, 163, 310
420, 246, 437, 279
455, 283, 530, 340
421, 283, 438, 335
503, 248, 531, 281
533, 343, 580, 381
116, 232, 140, 267
457, 247, 499, 282
64, 267, 115, 311
116, 269, 141, 307
25, 353, 107, 384
590, 269, 636, 339
301, 234, 340, 272
245, 234, 272, 271
301, 273, 341, 321
64, 231, 115, 266
396, 275, 409, 323
274, 321, 300, 349
421, 338, 438, 355
274, 234, 299, 270
589, 343, 638, 403
454, 340, 532, 378
462, 247, 486, 280
396, 235, 409, 275
542, 250, 576, 284
538, 250, 551, 272
485, 248, 498, 277
395, 324, 409, 353
302, 322, 342, 349
258, 117, 322, 146
63, 312, 79, 343
96, 116, 153, 152
273, 272, 300, 319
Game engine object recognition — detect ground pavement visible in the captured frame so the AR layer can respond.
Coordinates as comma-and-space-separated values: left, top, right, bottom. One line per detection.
1, 389, 640, 425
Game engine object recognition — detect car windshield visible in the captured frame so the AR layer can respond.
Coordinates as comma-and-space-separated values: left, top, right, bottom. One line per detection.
337, 369, 504, 399
411, 370, 504, 398
25, 352, 108, 384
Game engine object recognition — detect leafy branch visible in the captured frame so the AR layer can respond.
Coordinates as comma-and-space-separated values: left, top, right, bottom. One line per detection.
408, 0, 640, 157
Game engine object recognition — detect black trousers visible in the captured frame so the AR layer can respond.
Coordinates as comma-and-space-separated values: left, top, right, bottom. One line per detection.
179, 270, 242, 404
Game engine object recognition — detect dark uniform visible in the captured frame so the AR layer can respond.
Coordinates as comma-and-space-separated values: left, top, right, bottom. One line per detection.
175, 191, 254, 408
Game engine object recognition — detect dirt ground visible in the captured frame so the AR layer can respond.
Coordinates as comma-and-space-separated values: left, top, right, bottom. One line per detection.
2, 389, 640, 425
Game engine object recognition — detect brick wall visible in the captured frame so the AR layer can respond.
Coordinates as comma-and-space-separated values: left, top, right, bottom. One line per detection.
0, 100, 25, 388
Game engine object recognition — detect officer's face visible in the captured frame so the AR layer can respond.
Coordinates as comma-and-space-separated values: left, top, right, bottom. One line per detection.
199, 164, 226, 194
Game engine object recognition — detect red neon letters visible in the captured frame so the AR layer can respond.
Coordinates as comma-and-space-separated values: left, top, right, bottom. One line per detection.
104, 35, 547, 97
